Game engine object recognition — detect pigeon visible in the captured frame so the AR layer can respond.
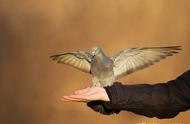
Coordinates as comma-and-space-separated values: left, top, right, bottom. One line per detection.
50, 45, 181, 87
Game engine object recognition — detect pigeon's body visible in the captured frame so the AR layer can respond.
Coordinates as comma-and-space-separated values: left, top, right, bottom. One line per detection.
91, 50, 114, 87
50, 45, 181, 87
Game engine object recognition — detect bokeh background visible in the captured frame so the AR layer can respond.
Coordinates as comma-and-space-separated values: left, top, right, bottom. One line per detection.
0, 0, 190, 124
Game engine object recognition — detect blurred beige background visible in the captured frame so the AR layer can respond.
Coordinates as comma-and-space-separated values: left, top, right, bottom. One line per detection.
0, 0, 190, 124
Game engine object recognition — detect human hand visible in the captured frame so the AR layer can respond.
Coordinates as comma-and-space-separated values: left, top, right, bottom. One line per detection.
61, 87, 110, 102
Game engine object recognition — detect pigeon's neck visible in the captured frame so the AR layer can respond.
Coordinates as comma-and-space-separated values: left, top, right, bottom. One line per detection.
95, 50, 107, 63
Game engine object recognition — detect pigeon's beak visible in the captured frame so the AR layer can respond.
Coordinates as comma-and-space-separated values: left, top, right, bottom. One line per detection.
92, 51, 95, 56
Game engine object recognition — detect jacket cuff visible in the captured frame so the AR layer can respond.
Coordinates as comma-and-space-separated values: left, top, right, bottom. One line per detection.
103, 82, 128, 110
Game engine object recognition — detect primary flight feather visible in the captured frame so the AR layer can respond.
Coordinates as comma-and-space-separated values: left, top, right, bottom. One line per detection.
50, 46, 181, 87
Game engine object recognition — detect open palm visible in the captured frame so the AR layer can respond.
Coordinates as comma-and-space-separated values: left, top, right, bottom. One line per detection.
61, 87, 110, 102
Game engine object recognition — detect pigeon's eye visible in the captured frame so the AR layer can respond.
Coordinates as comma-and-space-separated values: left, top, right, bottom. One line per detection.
92, 46, 98, 52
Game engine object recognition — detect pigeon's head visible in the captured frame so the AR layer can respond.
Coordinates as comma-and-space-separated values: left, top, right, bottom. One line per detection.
91, 45, 101, 56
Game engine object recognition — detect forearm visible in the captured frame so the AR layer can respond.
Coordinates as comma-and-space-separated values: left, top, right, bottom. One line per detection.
103, 70, 190, 118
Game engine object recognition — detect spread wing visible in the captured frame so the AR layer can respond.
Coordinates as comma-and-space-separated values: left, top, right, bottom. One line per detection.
112, 46, 181, 79
50, 51, 92, 73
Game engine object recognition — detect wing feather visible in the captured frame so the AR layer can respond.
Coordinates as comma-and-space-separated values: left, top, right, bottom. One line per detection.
50, 51, 92, 73
112, 46, 181, 79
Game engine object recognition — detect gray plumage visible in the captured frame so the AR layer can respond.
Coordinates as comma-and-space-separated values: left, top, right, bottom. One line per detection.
50, 45, 181, 87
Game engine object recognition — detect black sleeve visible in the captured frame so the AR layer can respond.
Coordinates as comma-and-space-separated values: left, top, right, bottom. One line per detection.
87, 69, 190, 119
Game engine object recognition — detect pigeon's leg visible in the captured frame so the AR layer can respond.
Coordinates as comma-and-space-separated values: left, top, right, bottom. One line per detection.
101, 77, 114, 87
92, 76, 101, 87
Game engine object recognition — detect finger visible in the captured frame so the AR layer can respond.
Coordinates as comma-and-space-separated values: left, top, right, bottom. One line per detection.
74, 87, 91, 95
72, 92, 106, 101
60, 98, 71, 102
61, 97, 78, 102
69, 95, 89, 100
62, 96, 87, 102
62, 96, 83, 101
69, 95, 94, 101
61, 98, 83, 102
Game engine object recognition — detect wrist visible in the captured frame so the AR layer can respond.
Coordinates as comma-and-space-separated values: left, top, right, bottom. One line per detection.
102, 88, 110, 101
